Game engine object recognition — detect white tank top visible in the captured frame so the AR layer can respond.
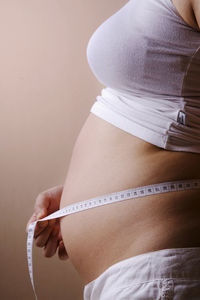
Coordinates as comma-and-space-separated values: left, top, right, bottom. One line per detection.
86, 0, 200, 153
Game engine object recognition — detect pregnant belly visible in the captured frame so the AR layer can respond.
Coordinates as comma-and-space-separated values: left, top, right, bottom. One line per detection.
59, 113, 200, 285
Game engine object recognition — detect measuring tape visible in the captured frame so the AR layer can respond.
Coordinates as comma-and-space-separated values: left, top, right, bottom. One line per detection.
27, 178, 200, 299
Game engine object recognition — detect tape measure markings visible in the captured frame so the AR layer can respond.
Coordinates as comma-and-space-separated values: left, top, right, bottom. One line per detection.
27, 178, 200, 299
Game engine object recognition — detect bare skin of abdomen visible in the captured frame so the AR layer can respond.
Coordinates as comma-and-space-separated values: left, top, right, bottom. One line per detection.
59, 112, 200, 285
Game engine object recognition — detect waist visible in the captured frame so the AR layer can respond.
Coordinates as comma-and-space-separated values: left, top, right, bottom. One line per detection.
73, 112, 200, 183
59, 112, 200, 284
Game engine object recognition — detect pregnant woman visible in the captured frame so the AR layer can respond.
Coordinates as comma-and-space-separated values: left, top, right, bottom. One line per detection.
26, 0, 200, 299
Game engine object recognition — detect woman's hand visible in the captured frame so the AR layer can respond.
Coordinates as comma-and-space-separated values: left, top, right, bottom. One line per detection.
26, 185, 68, 260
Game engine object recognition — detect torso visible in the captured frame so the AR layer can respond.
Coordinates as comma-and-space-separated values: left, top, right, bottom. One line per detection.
60, 0, 200, 286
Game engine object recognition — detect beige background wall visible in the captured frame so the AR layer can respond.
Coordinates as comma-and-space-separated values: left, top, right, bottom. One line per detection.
0, 0, 125, 299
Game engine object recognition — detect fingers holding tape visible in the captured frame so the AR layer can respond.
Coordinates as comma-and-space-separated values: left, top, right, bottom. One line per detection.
34, 225, 54, 247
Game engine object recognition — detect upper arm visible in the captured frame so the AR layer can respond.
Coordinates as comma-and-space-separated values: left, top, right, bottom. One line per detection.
191, 0, 200, 30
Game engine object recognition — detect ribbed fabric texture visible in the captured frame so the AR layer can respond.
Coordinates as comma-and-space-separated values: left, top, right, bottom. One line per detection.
86, 0, 200, 153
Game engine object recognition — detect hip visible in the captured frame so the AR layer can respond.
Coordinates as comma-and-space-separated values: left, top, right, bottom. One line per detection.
83, 247, 200, 300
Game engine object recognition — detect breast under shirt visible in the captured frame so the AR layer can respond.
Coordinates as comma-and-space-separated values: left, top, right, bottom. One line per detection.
86, 0, 200, 153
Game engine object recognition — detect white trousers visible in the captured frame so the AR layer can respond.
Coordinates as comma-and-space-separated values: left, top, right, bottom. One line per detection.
83, 247, 200, 300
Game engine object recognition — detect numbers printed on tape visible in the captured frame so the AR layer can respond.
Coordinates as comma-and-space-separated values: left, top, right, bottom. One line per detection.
27, 178, 200, 300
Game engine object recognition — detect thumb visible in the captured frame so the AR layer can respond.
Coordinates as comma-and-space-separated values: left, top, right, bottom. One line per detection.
36, 208, 50, 229
37, 208, 56, 227
26, 213, 37, 233
36, 208, 47, 219
26, 209, 47, 234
